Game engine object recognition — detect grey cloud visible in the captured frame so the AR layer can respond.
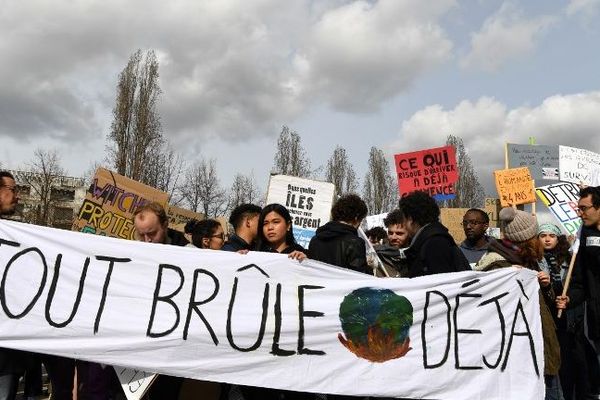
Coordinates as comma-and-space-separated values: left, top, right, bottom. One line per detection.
0, 0, 457, 148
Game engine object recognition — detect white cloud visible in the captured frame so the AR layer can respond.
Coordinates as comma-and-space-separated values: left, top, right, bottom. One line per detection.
461, 2, 556, 72
392, 92, 600, 193
297, 0, 455, 111
566, 0, 600, 16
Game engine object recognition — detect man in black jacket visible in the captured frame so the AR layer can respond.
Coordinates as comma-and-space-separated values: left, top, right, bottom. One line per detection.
398, 191, 469, 277
562, 186, 600, 391
308, 194, 368, 274
222, 203, 261, 252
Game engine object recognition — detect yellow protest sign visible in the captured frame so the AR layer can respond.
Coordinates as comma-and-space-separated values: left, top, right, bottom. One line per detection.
494, 167, 535, 207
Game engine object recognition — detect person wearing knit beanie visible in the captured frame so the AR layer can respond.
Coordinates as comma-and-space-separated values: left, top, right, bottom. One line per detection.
498, 207, 538, 242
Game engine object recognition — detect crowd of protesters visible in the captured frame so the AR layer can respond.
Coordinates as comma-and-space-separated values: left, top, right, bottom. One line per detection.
1, 168, 600, 399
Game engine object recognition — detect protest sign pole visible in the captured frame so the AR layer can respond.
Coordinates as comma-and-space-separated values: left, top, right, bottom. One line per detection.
531, 180, 536, 215
504, 143, 509, 169
558, 252, 577, 318
358, 227, 389, 277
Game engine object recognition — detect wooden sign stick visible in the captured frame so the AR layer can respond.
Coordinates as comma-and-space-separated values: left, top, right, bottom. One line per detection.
558, 252, 577, 319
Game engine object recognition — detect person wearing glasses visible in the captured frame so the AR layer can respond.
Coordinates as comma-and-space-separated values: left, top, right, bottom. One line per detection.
557, 186, 600, 398
459, 208, 491, 266
187, 219, 226, 250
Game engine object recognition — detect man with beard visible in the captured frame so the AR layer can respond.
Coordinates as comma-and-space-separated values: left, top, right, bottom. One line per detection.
373, 209, 410, 277
459, 208, 490, 266
0, 171, 28, 400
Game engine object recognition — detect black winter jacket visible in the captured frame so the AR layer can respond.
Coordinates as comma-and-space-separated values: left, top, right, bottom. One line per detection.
308, 221, 368, 273
568, 225, 600, 340
403, 221, 469, 277
222, 233, 252, 252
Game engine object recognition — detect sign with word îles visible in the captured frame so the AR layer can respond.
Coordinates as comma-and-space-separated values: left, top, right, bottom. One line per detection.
72, 168, 169, 240
494, 167, 536, 207
394, 145, 458, 201
266, 174, 335, 248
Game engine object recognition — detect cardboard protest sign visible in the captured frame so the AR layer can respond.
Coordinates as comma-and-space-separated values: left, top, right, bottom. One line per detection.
0, 219, 545, 399
559, 145, 600, 185
536, 181, 582, 236
394, 145, 458, 200
506, 144, 559, 181
365, 213, 388, 229
167, 205, 204, 233
440, 208, 470, 244
494, 167, 536, 207
114, 367, 158, 400
266, 174, 335, 248
72, 168, 169, 240
484, 198, 501, 228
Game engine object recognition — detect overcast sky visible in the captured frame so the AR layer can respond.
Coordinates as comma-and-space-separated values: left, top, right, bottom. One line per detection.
1, 0, 599, 207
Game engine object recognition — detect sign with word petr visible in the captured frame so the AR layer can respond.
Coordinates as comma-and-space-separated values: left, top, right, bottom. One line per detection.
536, 181, 582, 236
0, 219, 544, 399
266, 174, 335, 248
494, 167, 536, 207
394, 145, 458, 200
72, 168, 169, 240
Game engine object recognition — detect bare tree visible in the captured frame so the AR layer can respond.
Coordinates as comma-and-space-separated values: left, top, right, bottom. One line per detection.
443, 135, 485, 208
325, 146, 358, 196
181, 158, 227, 217
142, 139, 184, 204
16, 149, 65, 226
362, 147, 396, 214
228, 173, 263, 211
107, 49, 173, 184
272, 125, 312, 178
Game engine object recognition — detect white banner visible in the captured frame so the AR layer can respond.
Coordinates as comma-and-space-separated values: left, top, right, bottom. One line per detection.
559, 145, 600, 185
0, 220, 544, 399
265, 175, 335, 248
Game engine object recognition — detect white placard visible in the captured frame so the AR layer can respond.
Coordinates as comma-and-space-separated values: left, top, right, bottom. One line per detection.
114, 367, 157, 400
365, 213, 388, 229
265, 175, 335, 248
0, 220, 544, 399
536, 181, 582, 236
559, 145, 600, 185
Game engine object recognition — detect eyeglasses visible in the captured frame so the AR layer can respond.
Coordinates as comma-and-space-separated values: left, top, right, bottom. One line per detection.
211, 233, 226, 240
576, 204, 596, 214
462, 220, 486, 227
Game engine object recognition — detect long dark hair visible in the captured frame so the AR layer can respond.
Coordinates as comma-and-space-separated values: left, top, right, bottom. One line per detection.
255, 203, 297, 251
189, 219, 222, 249
546, 234, 572, 267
